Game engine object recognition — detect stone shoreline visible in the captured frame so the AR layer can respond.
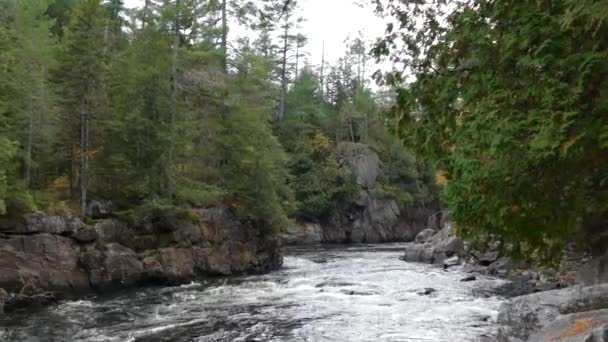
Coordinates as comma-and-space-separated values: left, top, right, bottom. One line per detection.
0, 207, 282, 313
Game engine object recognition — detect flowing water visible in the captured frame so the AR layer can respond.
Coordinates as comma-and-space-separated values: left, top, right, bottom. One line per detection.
1, 244, 507, 342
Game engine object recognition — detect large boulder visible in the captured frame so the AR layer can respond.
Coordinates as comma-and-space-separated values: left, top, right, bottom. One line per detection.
497, 284, 608, 342
80, 243, 145, 291
0, 234, 90, 294
402, 225, 464, 265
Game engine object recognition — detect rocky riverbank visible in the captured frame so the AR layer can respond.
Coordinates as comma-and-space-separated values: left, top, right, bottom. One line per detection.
401, 219, 608, 341
0, 206, 282, 313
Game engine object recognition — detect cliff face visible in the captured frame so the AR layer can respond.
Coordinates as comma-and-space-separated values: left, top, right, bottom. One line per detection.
285, 142, 439, 244
0, 207, 282, 311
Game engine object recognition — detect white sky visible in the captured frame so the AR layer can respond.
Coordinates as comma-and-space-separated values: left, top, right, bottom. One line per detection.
123, 0, 387, 72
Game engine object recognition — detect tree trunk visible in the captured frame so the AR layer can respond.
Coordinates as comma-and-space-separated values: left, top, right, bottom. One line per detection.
295, 40, 299, 80
320, 40, 325, 99
142, 0, 151, 29
220, 0, 228, 72
80, 106, 89, 216
279, 10, 290, 121
167, 0, 180, 197
25, 109, 32, 189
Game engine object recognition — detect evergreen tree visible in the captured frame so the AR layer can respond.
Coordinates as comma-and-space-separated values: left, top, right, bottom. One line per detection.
55, 0, 107, 215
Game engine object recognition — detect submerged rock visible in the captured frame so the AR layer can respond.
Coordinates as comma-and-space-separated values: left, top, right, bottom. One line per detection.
460, 275, 477, 282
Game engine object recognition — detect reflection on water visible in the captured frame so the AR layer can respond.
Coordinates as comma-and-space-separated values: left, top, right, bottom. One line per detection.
0, 244, 506, 341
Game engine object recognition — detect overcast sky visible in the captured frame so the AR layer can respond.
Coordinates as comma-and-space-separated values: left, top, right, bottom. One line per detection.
123, 0, 387, 72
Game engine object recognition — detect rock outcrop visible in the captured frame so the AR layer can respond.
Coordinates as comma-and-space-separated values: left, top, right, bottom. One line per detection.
288, 142, 438, 244
497, 284, 608, 342
401, 223, 465, 266
0, 207, 282, 312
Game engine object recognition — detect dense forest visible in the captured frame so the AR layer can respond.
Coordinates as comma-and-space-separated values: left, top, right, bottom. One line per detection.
0, 0, 437, 233
373, 0, 607, 261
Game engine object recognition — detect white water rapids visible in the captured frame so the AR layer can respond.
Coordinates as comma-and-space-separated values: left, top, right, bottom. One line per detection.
1, 244, 507, 341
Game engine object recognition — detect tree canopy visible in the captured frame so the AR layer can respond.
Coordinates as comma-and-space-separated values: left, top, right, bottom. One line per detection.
373, 0, 608, 261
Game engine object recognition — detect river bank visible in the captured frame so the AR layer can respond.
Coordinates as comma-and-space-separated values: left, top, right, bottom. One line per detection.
0, 207, 282, 313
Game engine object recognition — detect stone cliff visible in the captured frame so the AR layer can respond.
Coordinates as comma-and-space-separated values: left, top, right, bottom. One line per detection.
0, 206, 282, 312
284, 142, 439, 244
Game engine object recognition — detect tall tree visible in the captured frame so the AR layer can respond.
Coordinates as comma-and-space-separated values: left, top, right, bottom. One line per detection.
12, 0, 57, 189
56, 0, 107, 215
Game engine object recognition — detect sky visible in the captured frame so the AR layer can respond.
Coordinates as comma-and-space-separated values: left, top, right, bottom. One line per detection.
123, 0, 388, 73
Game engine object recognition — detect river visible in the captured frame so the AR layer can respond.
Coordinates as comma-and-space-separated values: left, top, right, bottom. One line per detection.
1, 244, 506, 342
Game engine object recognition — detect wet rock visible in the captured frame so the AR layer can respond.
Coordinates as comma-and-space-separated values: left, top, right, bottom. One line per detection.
80, 243, 145, 291
0, 208, 283, 310
418, 287, 436, 296
415, 228, 435, 244
443, 256, 461, 268
0, 288, 6, 314
402, 225, 464, 265
86, 200, 113, 219
460, 275, 477, 282
471, 250, 500, 266
4, 292, 57, 312
496, 284, 608, 342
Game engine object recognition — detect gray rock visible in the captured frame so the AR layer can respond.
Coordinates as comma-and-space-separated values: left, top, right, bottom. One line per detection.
0, 288, 7, 303
282, 223, 322, 245
578, 253, 608, 286
0, 213, 85, 235
497, 284, 608, 342
443, 256, 460, 268
461, 275, 477, 282
0, 234, 90, 293
402, 225, 464, 265
337, 142, 381, 189
80, 243, 144, 291
472, 250, 500, 266
71, 227, 98, 243
4, 292, 57, 312
0, 209, 283, 310
415, 228, 436, 244
86, 200, 113, 219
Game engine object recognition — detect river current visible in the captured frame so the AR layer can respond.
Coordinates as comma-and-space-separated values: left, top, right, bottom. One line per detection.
1, 244, 506, 342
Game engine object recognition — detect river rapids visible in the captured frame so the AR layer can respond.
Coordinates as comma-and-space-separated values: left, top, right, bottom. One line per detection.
1, 244, 507, 341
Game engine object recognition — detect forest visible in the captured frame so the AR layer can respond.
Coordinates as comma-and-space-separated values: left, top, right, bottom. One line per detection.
0, 0, 437, 234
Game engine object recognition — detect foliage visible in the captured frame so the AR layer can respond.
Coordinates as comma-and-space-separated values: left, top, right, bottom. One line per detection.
373, 0, 608, 261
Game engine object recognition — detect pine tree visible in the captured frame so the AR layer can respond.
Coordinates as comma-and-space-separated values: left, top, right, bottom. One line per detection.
55, 0, 107, 215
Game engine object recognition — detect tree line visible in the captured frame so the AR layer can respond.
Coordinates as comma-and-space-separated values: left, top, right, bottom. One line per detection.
0, 0, 438, 232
